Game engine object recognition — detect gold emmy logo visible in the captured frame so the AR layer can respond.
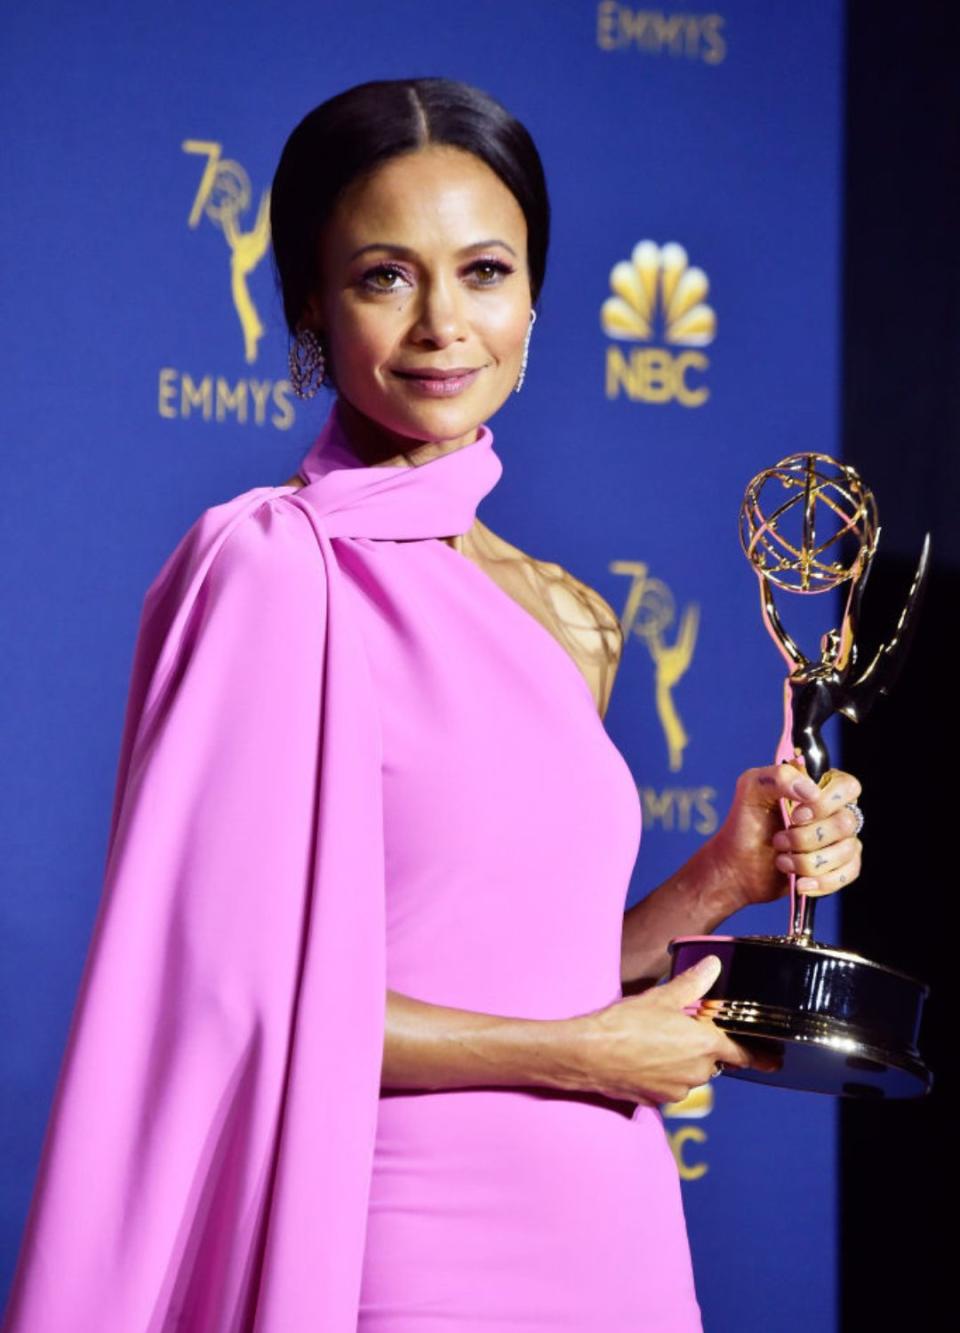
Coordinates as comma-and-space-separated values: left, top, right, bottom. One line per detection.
601, 241, 715, 406
596, 4, 727, 63
615, 560, 699, 772
662, 1082, 714, 1180
183, 140, 270, 364
157, 140, 295, 430
612, 560, 718, 836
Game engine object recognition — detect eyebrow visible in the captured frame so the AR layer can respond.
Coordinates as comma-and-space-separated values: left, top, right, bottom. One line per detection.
348, 238, 518, 262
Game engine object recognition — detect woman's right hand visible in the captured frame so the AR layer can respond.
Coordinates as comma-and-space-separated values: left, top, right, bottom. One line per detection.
574, 955, 770, 1105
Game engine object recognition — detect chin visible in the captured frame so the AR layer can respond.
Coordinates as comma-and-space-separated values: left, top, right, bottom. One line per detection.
382, 395, 498, 441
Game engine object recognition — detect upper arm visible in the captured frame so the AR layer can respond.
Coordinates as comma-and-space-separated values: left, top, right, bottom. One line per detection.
533, 556, 624, 719
579, 581, 624, 718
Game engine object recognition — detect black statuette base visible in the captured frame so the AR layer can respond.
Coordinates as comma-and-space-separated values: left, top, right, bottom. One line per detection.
668, 934, 932, 1099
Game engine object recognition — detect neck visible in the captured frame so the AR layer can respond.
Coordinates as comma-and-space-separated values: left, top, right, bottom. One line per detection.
334, 395, 483, 469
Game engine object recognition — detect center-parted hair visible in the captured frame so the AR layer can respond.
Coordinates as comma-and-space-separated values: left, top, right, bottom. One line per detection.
269, 77, 551, 338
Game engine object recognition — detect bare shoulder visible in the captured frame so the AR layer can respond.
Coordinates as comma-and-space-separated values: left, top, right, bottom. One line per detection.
545, 557, 624, 656
474, 521, 625, 716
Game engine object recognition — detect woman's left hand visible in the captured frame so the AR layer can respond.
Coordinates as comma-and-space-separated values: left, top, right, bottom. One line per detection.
709, 760, 864, 911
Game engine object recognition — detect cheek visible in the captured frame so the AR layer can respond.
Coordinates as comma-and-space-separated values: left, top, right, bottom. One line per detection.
329, 304, 397, 365
479, 305, 530, 360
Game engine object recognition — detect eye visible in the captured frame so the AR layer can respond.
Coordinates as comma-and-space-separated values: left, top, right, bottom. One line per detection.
358, 257, 516, 294
467, 258, 515, 285
359, 263, 412, 293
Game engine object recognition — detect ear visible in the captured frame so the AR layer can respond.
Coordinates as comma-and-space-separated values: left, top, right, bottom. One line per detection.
301, 290, 325, 329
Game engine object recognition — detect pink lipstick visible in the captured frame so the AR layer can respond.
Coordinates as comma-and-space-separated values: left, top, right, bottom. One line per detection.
391, 367, 483, 397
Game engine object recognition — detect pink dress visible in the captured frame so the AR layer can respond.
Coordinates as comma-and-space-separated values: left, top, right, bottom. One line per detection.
1, 399, 701, 1331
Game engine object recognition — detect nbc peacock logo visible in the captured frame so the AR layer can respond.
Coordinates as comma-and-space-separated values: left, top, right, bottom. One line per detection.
600, 240, 715, 407
662, 1081, 714, 1181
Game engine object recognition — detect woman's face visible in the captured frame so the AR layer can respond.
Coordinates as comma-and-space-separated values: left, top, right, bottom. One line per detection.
305, 144, 532, 453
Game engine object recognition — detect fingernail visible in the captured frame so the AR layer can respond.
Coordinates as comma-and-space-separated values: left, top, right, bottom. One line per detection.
793, 778, 820, 801
792, 806, 814, 823
797, 877, 818, 893
772, 831, 791, 851
775, 853, 795, 873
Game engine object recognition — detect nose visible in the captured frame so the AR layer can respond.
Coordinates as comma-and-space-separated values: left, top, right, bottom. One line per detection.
407, 273, 468, 347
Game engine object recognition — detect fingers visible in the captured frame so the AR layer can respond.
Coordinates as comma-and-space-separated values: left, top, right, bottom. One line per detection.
764, 766, 864, 895
815, 768, 863, 811
663, 954, 722, 1005
787, 767, 863, 824
688, 1010, 754, 1070
743, 761, 819, 805
711, 1033, 781, 1075
750, 1052, 782, 1075
773, 810, 864, 895
748, 762, 863, 815
789, 839, 863, 896
772, 803, 860, 855
714, 1031, 754, 1070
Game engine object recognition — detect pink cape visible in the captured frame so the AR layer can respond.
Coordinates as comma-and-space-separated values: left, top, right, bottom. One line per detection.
2, 400, 504, 1332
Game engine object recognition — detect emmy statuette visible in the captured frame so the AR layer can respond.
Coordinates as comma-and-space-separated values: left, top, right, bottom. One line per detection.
669, 454, 932, 1098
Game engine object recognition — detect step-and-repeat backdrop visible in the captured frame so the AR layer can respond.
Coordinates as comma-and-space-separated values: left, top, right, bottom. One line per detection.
2, 3, 843, 1328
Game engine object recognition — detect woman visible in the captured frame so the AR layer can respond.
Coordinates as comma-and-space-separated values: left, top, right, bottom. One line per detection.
1, 78, 863, 1332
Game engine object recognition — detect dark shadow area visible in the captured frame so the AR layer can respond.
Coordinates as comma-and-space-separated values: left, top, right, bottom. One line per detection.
840, 0, 957, 1322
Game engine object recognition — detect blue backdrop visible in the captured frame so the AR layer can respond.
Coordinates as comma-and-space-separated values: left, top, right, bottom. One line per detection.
0, 3, 843, 1328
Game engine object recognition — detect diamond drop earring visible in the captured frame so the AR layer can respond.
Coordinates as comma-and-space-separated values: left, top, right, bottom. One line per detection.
514, 309, 537, 394
289, 327, 326, 400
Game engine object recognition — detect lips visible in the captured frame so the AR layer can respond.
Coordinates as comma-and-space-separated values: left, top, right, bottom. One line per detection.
391, 366, 483, 398
392, 367, 480, 380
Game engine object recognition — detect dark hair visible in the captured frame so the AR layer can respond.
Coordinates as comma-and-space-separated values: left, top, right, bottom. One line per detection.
269, 77, 550, 338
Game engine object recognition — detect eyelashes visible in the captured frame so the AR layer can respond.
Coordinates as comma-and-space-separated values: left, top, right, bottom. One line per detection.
359, 258, 515, 294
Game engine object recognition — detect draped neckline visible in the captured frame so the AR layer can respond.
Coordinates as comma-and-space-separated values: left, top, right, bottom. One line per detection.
289, 397, 503, 542
287, 397, 600, 717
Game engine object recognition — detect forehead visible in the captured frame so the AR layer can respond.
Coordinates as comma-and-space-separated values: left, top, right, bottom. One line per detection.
327, 145, 526, 247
